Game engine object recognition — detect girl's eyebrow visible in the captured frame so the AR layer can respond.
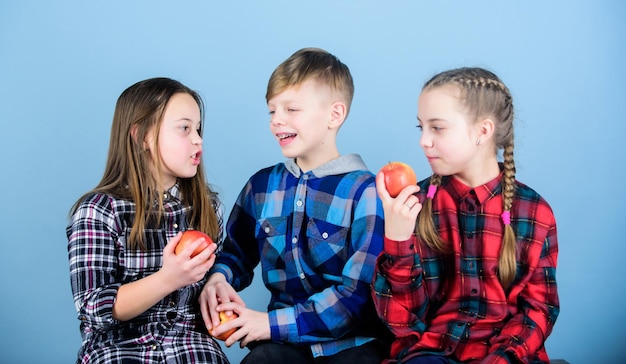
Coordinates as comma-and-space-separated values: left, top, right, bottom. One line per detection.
173, 117, 201, 124
418, 116, 448, 124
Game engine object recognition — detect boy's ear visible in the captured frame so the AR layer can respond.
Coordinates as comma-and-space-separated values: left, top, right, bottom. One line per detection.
329, 101, 347, 129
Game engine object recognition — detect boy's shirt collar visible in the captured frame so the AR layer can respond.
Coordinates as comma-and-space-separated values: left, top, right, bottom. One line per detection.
284, 154, 368, 178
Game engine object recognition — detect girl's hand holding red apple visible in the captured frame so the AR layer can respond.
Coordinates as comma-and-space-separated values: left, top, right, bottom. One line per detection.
175, 230, 214, 257
160, 231, 217, 291
379, 161, 417, 198
377, 162, 422, 241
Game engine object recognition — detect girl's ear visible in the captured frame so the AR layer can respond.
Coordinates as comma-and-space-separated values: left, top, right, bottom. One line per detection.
132, 124, 153, 151
328, 101, 347, 130
477, 117, 495, 142
130, 124, 140, 142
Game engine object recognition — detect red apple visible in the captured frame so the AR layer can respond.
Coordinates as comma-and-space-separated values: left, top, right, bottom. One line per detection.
379, 161, 417, 198
175, 230, 213, 257
209, 311, 238, 341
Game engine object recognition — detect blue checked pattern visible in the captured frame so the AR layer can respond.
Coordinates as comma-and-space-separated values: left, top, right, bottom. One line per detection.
211, 155, 388, 357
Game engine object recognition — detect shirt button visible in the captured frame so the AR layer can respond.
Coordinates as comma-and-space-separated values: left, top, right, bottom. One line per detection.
292, 237, 298, 244
466, 232, 474, 239
300, 273, 305, 279
152, 345, 158, 350
322, 232, 328, 239
173, 223, 178, 229
471, 288, 478, 294
265, 227, 271, 233
296, 200, 303, 207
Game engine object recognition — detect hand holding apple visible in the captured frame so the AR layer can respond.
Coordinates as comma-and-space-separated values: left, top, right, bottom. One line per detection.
175, 230, 213, 258
379, 161, 417, 198
209, 311, 239, 341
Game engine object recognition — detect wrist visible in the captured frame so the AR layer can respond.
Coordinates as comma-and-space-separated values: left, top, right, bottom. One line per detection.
152, 269, 180, 294
207, 271, 228, 285
383, 235, 417, 256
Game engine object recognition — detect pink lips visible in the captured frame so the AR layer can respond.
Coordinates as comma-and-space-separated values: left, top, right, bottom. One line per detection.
192, 150, 202, 165
277, 133, 296, 147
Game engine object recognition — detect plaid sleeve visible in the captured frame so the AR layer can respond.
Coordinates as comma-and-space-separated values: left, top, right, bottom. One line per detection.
372, 235, 430, 339
211, 181, 259, 290
487, 197, 560, 362
67, 193, 122, 330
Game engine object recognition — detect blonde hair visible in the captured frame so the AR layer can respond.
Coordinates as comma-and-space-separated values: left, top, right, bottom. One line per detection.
70, 78, 220, 250
417, 67, 517, 289
266, 47, 354, 116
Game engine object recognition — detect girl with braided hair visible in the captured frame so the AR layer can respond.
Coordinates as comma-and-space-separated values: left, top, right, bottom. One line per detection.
372, 67, 559, 364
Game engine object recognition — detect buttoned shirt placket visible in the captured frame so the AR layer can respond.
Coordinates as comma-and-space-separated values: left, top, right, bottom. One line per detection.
291, 172, 314, 294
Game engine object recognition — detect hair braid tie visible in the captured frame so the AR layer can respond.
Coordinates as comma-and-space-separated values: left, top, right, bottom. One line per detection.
501, 210, 511, 225
427, 185, 437, 199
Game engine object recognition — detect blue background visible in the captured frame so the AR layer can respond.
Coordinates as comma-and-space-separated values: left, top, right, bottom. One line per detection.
1, 1, 624, 363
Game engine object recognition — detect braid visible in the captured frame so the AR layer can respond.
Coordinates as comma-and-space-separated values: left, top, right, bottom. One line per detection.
496, 80, 517, 289
416, 174, 448, 252
502, 144, 516, 211
498, 143, 517, 289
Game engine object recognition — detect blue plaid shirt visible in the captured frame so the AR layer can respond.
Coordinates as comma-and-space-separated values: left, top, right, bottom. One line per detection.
211, 154, 388, 357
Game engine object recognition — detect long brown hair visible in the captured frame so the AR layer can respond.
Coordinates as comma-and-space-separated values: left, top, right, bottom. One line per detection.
70, 77, 220, 250
417, 67, 517, 289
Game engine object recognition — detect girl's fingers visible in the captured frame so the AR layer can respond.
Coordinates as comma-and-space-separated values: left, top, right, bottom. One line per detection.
192, 242, 217, 261
375, 172, 391, 202
395, 184, 421, 203
163, 231, 182, 254
178, 238, 207, 258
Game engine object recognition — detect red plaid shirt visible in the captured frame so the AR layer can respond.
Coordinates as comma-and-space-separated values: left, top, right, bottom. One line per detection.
372, 175, 559, 364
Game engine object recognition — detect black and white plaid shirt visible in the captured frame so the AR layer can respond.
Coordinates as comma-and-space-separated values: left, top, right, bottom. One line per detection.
67, 183, 229, 364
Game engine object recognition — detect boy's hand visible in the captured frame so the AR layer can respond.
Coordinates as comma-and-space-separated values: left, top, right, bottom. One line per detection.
160, 232, 216, 291
376, 171, 422, 241
199, 273, 245, 333
213, 302, 270, 348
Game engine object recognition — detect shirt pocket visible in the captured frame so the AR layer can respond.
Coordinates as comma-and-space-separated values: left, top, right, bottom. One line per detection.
121, 228, 163, 281
256, 216, 289, 269
305, 218, 349, 273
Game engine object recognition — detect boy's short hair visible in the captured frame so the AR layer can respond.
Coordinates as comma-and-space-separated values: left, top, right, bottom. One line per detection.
266, 47, 354, 114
